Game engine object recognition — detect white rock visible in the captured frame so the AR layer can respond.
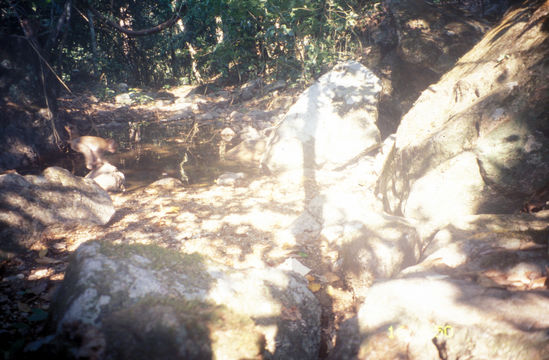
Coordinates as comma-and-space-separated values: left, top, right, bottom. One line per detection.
277, 258, 311, 276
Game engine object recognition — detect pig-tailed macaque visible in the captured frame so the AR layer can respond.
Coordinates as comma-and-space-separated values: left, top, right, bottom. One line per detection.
65, 125, 116, 170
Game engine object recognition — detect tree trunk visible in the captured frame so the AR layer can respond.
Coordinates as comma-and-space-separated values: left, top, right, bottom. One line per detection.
187, 42, 203, 84
87, 10, 99, 76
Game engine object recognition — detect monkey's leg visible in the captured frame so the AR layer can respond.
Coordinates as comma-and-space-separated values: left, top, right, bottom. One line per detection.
92, 150, 106, 168
80, 146, 96, 170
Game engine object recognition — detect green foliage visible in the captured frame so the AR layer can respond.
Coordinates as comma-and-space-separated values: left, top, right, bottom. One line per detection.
1, 0, 382, 90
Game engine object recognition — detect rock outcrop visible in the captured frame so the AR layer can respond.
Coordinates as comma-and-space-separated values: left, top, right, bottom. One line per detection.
330, 271, 549, 360
377, 0, 549, 234
328, 1, 549, 358
369, 0, 491, 137
259, 61, 421, 296
0, 167, 115, 257
45, 241, 321, 359
262, 60, 382, 174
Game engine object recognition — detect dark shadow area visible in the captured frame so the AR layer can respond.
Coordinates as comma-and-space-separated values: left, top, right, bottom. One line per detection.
377, 55, 442, 139
0, 176, 112, 258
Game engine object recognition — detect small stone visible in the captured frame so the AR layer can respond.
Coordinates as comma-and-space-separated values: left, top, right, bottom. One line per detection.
278, 258, 311, 276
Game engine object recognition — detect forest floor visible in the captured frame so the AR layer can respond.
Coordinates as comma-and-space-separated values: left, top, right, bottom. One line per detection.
0, 83, 357, 358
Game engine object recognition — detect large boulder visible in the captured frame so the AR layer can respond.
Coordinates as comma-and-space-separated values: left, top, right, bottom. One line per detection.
328, 210, 549, 359
402, 211, 549, 288
377, 0, 549, 232
321, 208, 421, 298
262, 60, 382, 174
0, 167, 115, 257
43, 241, 321, 359
270, 129, 415, 297
330, 275, 549, 360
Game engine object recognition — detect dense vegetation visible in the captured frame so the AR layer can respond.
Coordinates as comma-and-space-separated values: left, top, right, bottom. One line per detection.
1, 0, 383, 103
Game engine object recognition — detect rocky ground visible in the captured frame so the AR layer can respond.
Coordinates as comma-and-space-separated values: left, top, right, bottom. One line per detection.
0, 83, 357, 358
2, 1, 548, 357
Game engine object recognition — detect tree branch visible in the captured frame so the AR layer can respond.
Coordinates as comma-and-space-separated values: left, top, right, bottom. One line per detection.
84, 2, 180, 37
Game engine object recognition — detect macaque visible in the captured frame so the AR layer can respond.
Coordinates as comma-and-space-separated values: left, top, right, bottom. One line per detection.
65, 125, 116, 170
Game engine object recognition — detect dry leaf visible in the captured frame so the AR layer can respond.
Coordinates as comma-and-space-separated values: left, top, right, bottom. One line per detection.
38, 249, 48, 258
281, 243, 293, 250
326, 285, 337, 296
530, 277, 548, 289
308, 282, 321, 292
165, 206, 180, 214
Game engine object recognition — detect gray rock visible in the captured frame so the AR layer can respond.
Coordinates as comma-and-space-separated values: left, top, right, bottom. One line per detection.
329, 276, 549, 360
117, 82, 129, 92
265, 80, 287, 93
273, 168, 421, 297
369, 0, 491, 138
321, 209, 421, 298
148, 177, 186, 190
0, 167, 115, 257
377, 0, 549, 231
114, 93, 132, 105
85, 162, 125, 192
220, 127, 236, 142
225, 137, 268, 168
262, 61, 382, 174
388, 0, 489, 74
215, 172, 245, 186
47, 241, 321, 359
403, 211, 549, 282
239, 78, 264, 101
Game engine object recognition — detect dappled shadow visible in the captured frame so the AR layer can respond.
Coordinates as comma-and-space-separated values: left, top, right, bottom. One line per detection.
0, 177, 113, 257
39, 241, 217, 359
378, 66, 549, 220
351, 212, 549, 353
55, 63, 386, 357
377, 0, 549, 221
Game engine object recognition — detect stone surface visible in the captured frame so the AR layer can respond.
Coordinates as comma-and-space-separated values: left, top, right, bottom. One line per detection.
214, 172, 245, 186
47, 241, 321, 360
389, 0, 488, 74
371, 0, 491, 137
403, 211, 549, 284
239, 78, 264, 101
85, 162, 125, 192
262, 60, 382, 174
377, 0, 549, 231
114, 93, 132, 105
272, 149, 421, 297
329, 275, 549, 360
0, 167, 115, 257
